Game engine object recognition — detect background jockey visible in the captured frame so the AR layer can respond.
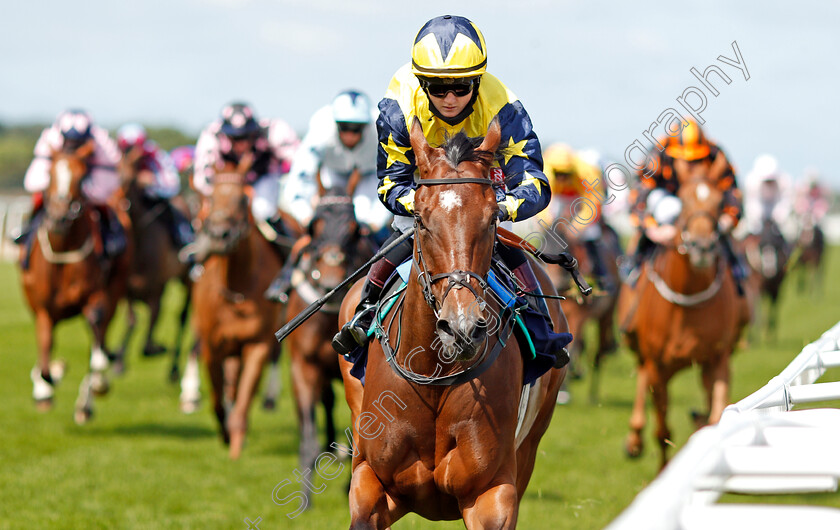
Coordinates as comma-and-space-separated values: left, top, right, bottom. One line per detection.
116, 123, 194, 249
333, 15, 553, 356
17, 109, 126, 262
192, 102, 298, 233
624, 119, 746, 290
266, 89, 392, 303
794, 168, 832, 228
543, 143, 612, 291
742, 154, 792, 241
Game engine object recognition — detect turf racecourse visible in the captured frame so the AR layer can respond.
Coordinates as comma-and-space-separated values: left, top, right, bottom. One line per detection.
1, 249, 838, 530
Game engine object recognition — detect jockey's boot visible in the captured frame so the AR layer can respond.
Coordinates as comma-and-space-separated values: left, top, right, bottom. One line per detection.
583, 239, 615, 293
719, 234, 747, 296
98, 207, 127, 258
160, 200, 195, 249
331, 257, 394, 357
265, 256, 298, 303
16, 205, 45, 271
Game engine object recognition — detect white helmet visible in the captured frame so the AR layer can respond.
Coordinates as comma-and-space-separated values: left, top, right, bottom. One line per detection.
332, 90, 372, 124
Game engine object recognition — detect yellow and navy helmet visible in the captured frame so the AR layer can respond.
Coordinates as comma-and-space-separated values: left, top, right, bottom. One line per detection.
665, 119, 710, 161
411, 15, 487, 79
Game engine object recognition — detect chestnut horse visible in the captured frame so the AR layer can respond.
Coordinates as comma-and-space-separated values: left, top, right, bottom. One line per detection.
338, 120, 568, 528
282, 189, 376, 505
115, 155, 191, 370
618, 158, 748, 468
190, 166, 287, 459
20, 145, 131, 423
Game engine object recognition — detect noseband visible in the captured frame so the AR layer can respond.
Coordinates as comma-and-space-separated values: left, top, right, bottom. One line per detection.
412, 177, 494, 316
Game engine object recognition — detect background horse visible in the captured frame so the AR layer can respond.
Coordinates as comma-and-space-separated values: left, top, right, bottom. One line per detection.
742, 217, 790, 342
190, 166, 286, 459
618, 159, 748, 468
115, 154, 192, 374
19, 145, 131, 423
790, 211, 826, 297
282, 187, 376, 506
337, 120, 568, 528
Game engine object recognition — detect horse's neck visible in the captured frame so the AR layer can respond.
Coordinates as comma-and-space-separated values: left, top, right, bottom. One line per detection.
653, 247, 718, 292
45, 208, 94, 251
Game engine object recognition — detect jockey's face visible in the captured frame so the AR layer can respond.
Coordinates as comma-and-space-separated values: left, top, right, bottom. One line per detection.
231, 136, 254, 157
337, 122, 365, 149
427, 85, 474, 119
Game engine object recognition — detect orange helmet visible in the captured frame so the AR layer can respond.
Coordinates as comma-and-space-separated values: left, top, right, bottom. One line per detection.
664, 120, 710, 161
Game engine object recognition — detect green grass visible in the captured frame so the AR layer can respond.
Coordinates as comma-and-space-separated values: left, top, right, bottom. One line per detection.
1, 250, 838, 529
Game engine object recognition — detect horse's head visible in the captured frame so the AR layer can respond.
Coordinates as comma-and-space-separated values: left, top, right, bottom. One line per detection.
304, 188, 363, 291
45, 142, 94, 233
201, 168, 251, 255
410, 118, 501, 360
674, 158, 726, 269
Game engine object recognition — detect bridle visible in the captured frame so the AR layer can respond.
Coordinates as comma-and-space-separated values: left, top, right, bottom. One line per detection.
412, 177, 494, 318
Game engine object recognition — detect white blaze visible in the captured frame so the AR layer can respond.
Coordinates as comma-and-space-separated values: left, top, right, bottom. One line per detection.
696, 182, 710, 201
55, 160, 72, 198
439, 190, 462, 212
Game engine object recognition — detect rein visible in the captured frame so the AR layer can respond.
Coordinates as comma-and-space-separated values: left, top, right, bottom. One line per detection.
36, 222, 95, 264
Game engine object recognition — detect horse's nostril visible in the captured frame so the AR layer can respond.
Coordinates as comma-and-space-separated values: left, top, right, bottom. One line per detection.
436, 319, 455, 338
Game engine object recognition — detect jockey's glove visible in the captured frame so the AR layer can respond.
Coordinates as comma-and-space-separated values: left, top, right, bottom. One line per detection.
496, 203, 510, 223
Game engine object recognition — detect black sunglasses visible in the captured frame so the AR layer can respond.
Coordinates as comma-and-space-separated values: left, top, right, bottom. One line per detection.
424, 80, 474, 98
337, 122, 365, 134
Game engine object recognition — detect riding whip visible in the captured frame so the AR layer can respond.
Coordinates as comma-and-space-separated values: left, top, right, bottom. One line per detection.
274, 227, 416, 343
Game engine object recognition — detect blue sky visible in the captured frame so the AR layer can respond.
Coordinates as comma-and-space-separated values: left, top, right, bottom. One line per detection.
2, 0, 838, 188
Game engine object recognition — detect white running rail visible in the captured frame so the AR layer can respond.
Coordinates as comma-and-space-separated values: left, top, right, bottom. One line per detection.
608, 321, 840, 530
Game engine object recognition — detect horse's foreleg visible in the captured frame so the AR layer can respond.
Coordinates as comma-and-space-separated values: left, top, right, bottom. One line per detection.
114, 301, 137, 374
649, 368, 671, 470
323, 379, 337, 451
706, 358, 730, 425
461, 481, 519, 530
142, 294, 166, 357
32, 310, 56, 409
290, 348, 324, 505
179, 340, 201, 414
203, 342, 229, 446
625, 362, 649, 459
169, 289, 192, 382
84, 299, 111, 398
227, 342, 270, 460
348, 461, 404, 530
262, 349, 281, 410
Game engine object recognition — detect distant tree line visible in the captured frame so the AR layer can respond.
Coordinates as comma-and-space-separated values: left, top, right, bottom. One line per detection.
0, 122, 196, 190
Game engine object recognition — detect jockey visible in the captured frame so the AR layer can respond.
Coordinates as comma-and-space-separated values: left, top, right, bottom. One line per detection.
190, 102, 299, 248
332, 15, 553, 356
17, 109, 126, 262
265, 89, 391, 302
624, 119, 746, 290
543, 143, 613, 291
116, 123, 194, 249
794, 169, 832, 227
743, 154, 792, 240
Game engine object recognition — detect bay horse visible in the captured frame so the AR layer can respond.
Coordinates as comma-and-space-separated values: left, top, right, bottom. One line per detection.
190, 164, 287, 459
282, 187, 376, 506
742, 217, 790, 342
115, 153, 192, 371
790, 211, 826, 298
618, 158, 748, 469
338, 119, 568, 528
19, 144, 131, 424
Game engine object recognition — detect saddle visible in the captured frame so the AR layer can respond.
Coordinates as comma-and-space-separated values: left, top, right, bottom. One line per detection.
346, 255, 572, 387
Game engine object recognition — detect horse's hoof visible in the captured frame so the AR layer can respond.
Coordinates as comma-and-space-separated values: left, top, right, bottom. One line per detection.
74, 407, 93, 425
142, 344, 167, 358
690, 410, 709, 429
49, 360, 67, 383
625, 438, 643, 459
111, 359, 126, 376
90, 373, 110, 396
180, 399, 200, 415
168, 366, 181, 384
35, 398, 54, 412
262, 397, 276, 411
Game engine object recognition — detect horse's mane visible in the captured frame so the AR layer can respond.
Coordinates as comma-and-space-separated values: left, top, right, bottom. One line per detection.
440, 131, 497, 169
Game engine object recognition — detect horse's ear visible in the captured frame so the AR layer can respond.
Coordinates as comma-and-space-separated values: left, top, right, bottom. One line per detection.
709, 151, 728, 182
408, 117, 430, 170
479, 118, 502, 154
673, 158, 691, 184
